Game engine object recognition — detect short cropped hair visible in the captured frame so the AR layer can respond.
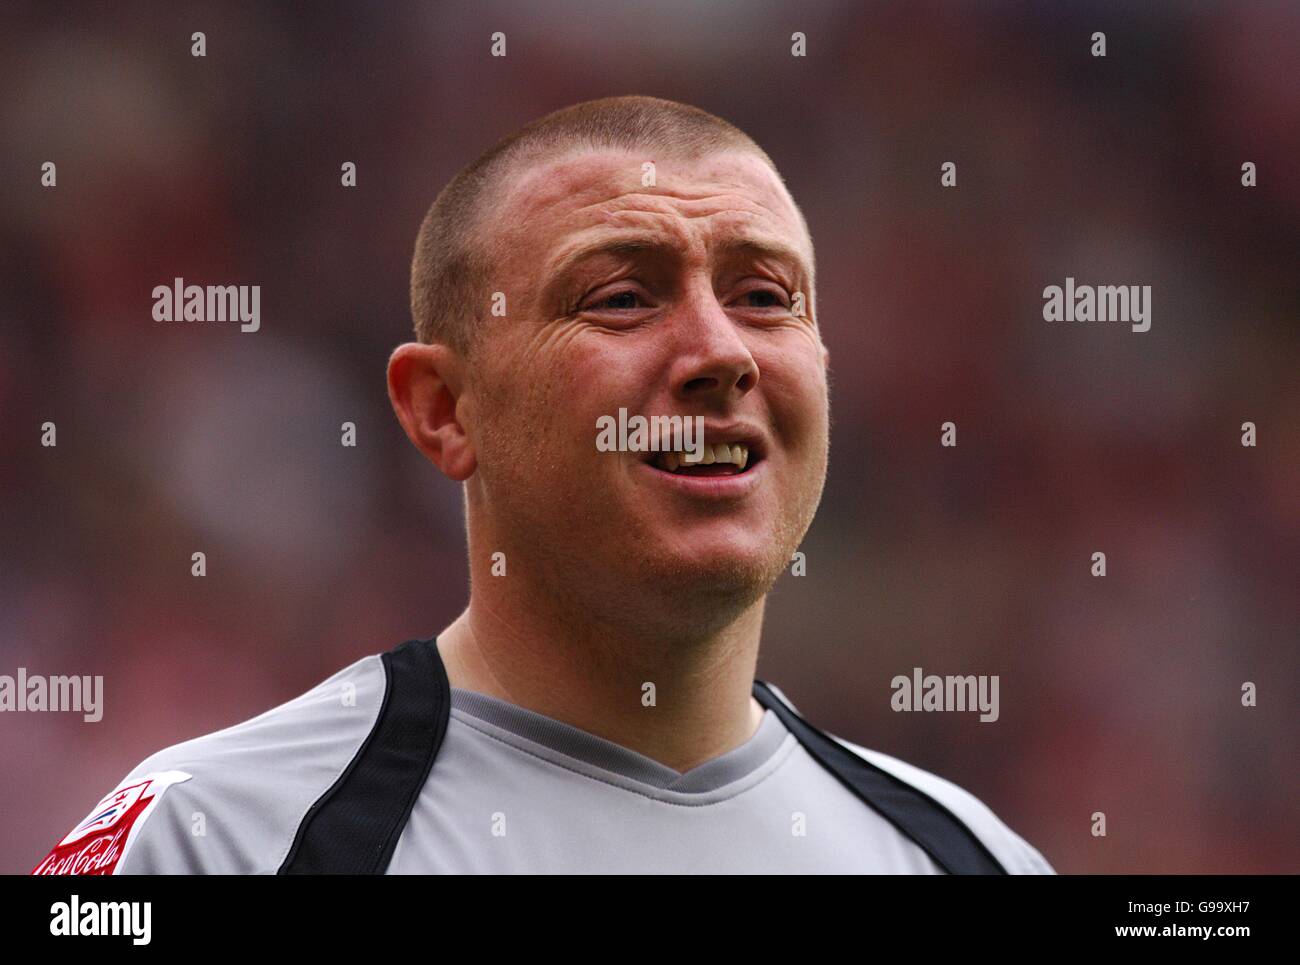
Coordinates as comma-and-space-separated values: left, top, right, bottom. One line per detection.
410, 95, 786, 354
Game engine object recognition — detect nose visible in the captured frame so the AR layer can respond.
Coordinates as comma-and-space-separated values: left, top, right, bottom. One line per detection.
669, 282, 759, 404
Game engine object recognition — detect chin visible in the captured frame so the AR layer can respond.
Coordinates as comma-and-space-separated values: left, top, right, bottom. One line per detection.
638, 540, 786, 609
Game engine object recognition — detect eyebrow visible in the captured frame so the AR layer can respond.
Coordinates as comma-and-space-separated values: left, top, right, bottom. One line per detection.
714, 237, 812, 281
545, 237, 667, 284
545, 233, 812, 289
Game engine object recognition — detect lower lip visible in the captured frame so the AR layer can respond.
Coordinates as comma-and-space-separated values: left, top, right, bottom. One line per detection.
636, 458, 766, 497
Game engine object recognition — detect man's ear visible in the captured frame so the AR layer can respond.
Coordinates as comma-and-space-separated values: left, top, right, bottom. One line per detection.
387, 342, 476, 481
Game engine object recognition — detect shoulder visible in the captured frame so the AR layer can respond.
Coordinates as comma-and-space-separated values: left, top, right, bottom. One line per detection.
32, 652, 387, 875
831, 733, 1057, 874
760, 681, 1055, 875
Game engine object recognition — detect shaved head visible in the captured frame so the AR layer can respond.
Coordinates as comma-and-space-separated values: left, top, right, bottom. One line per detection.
388, 95, 829, 707
410, 95, 803, 355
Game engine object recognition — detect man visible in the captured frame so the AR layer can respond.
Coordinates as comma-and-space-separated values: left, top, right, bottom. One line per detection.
34, 96, 1054, 874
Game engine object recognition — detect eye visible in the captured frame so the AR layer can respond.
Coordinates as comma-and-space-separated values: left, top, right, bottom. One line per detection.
598, 290, 641, 310
578, 288, 645, 312
736, 286, 789, 309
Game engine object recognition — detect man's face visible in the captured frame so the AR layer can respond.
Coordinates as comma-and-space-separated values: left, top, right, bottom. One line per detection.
464, 148, 829, 624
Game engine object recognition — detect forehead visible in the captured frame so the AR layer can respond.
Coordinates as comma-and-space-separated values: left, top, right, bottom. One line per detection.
483, 148, 812, 275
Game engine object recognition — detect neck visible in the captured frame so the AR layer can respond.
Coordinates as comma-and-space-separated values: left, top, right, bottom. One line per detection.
436, 581, 768, 773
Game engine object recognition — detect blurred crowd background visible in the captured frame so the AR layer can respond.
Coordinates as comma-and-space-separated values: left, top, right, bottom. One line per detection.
2, 1, 1296, 874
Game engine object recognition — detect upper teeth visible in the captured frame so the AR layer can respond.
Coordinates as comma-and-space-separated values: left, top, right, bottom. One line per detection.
658, 443, 749, 472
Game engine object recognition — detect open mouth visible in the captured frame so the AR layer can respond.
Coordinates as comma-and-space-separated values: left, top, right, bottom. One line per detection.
645, 442, 763, 477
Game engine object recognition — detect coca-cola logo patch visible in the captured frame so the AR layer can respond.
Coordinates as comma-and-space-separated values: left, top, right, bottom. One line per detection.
32, 770, 192, 875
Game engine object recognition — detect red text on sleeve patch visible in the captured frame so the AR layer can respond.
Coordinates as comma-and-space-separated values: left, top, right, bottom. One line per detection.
32, 770, 192, 875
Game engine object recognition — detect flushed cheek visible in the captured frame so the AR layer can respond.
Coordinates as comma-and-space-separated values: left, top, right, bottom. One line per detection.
497, 340, 600, 432
764, 364, 828, 451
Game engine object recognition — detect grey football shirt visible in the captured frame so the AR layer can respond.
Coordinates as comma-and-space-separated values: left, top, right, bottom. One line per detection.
34, 649, 1055, 875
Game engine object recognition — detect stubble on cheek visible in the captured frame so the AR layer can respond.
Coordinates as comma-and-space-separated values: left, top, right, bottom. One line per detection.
469, 350, 601, 550
763, 374, 830, 578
